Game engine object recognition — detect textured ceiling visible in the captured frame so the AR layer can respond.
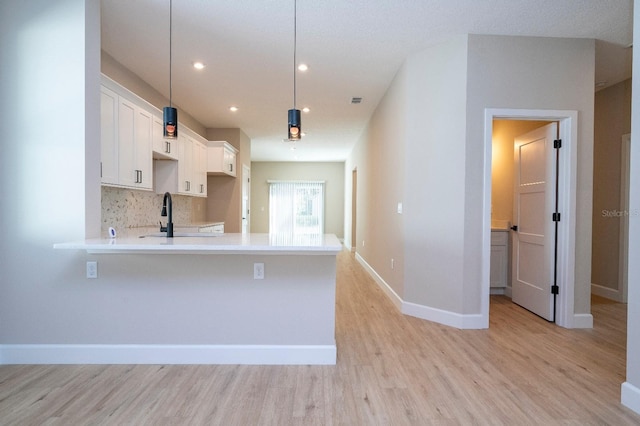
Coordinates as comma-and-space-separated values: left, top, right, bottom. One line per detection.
101, 0, 633, 161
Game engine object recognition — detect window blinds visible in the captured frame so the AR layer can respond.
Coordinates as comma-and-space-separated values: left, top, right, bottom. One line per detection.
268, 181, 325, 239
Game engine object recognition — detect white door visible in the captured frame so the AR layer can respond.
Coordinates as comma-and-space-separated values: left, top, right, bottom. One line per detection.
512, 122, 558, 321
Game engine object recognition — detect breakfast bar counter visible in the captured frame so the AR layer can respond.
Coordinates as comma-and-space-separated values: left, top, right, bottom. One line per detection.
55, 233, 342, 255
40, 234, 343, 366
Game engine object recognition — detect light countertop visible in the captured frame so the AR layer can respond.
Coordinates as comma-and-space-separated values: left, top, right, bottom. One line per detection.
54, 233, 343, 255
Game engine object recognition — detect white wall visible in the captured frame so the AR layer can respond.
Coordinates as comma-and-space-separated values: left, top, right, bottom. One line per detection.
622, 0, 640, 415
402, 36, 469, 312
345, 45, 410, 299
466, 35, 595, 316
0, 0, 101, 344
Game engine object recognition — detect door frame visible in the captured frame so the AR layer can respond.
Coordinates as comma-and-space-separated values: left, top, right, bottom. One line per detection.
619, 133, 631, 303
483, 108, 579, 328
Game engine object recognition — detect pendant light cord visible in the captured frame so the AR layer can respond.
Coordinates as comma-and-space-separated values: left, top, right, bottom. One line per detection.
169, 0, 173, 108
293, 0, 297, 110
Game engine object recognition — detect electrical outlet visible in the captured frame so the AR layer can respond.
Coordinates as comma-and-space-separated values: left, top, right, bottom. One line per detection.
86, 261, 98, 279
254, 262, 264, 279
391, 258, 395, 269
362, 240, 365, 247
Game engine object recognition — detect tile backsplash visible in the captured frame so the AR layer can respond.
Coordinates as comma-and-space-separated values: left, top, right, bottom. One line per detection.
101, 186, 194, 234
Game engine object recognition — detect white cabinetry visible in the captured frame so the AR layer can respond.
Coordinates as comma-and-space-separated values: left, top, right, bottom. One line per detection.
100, 83, 152, 190
101, 74, 207, 198
490, 230, 509, 292
207, 141, 238, 177
195, 142, 208, 196
155, 129, 208, 198
100, 86, 118, 185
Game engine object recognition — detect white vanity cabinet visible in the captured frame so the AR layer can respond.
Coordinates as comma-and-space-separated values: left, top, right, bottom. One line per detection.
100, 83, 152, 190
207, 141, 238, 177
490, 230, 509, 292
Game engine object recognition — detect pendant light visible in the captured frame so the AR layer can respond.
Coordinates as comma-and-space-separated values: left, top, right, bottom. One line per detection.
163, 0, 178, 139
287, 0, 301, 141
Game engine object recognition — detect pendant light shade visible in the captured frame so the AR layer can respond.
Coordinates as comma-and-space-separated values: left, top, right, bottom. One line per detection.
163, 106, 177, 138
288, 108, 301, 141
286, 0, 301, 142
163, 0, 178, 139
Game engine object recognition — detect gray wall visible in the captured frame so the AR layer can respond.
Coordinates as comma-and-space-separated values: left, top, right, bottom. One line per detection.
251, 162, 345, 239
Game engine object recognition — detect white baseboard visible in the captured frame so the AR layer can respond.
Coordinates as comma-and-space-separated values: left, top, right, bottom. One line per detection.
355, 253, 403, 310
355, 253, 487, 329
622, 382, 640, 415
403, 302, 486, 329
0, 344, 336, 365
571, 313, 594, 329
591, 283, 623, 302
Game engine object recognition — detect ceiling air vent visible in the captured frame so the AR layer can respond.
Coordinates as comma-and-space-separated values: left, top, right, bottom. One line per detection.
351, 97, 363, 104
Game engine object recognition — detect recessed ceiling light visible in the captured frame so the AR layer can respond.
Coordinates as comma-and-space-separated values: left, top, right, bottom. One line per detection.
193, 62, 206, 70
302, 107, 310, 113
298, 63, 308, 72
229, 106, 239, 112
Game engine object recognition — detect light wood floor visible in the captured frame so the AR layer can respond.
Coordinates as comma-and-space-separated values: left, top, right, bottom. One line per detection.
1, 250, 639, 425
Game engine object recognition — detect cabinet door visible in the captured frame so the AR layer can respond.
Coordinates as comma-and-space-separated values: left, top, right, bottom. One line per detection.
224, 148, 236, 176
135, 108, 153, 189
177, 134, 194, 194
117, 97, 137, 187
100, 87, 119, 185
197, 142, 207, 196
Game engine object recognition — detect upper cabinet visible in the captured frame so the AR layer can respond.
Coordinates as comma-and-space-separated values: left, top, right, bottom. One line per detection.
101, 75, 209, 198
207, 141, 238, 177
155, 128, 208, 198
100, 83, 152, 190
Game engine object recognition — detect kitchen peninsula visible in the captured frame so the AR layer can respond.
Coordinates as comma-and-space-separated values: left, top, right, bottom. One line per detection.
48, 234, 342, 365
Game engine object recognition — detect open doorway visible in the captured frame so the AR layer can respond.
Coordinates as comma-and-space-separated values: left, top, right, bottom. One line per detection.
483, 109, 584, 329
490, 119, 550, 297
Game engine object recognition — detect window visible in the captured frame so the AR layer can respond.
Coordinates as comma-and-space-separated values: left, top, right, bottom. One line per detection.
269, 181, 325, 239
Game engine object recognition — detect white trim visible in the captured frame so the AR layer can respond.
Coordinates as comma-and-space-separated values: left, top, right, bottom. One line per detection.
355, 253, 402, 310
484, 109, 579, 329
619, 133, 631, 303
571, 313, 594, 329
0, 344, 336, 365
622, 382, 640, 415
355, 253, 487, 329
403, 302, 486, 329
591, 282, 624, 302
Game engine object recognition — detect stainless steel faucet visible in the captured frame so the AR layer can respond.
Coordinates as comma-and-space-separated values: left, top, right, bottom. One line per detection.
160, 192, 174, 237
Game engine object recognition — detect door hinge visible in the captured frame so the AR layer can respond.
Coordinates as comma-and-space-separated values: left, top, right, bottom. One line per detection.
552, 212, 561, 222
554, 139, 562, 149
551, 285, 559, 295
